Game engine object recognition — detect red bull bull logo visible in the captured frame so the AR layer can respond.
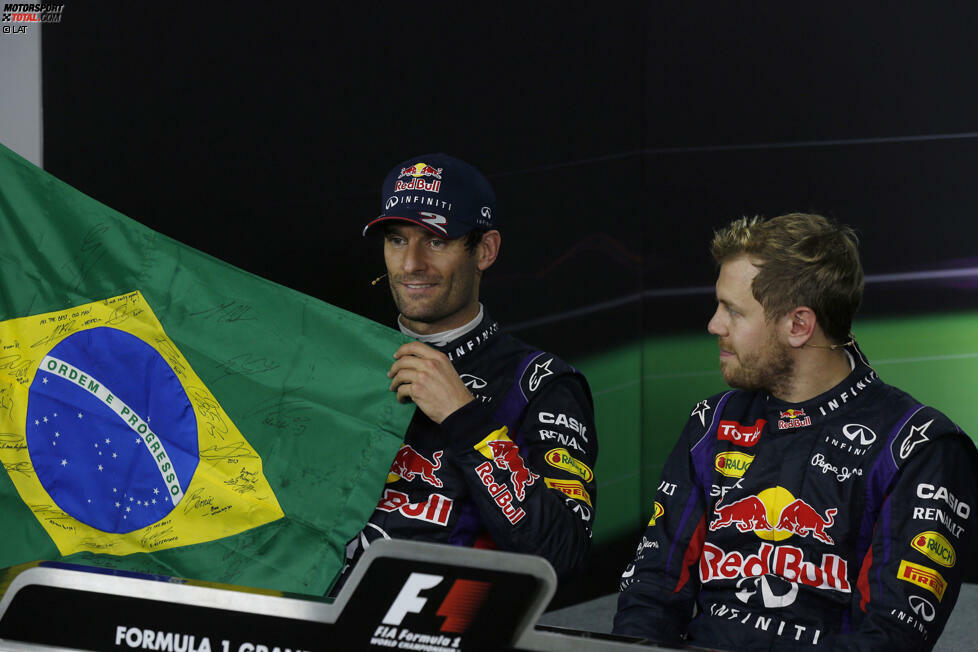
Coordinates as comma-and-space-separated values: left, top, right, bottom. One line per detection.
717, 419, 765, 447
776, 499, 838, 544
388, 445, 443, 488
487, 439, 539, 500
475, 427, 539, 501
397, 162, 444, 180
778, 408, 812, 430
701, 541, 850, 593
710, 486, 838, 544
711, 496, 772, 533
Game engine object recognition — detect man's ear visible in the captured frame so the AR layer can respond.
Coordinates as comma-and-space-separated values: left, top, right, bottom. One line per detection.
476, 230, 501, 272
785, 306, 816, 348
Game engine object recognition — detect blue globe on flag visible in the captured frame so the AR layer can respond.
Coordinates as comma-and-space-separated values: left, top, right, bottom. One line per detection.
25, 326, 199, 533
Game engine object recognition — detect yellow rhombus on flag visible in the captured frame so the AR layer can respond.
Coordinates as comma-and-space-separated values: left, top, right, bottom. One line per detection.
0, 291, 284, 557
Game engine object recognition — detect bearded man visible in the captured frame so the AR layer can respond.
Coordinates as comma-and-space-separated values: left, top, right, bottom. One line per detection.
614, 213, 977, 651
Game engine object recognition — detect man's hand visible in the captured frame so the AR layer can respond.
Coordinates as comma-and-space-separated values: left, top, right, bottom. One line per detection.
388, 341, 474, 424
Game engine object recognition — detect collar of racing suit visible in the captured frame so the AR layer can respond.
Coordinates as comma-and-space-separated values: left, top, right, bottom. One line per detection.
398, 303, 485, 347
762, 339, 879, 426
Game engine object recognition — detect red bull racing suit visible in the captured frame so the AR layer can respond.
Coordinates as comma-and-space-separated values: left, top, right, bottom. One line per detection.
614, 342, 978, 650
339, 311, 596, 584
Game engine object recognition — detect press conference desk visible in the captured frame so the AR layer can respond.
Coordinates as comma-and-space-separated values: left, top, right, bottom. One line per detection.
0, 540, 685, 651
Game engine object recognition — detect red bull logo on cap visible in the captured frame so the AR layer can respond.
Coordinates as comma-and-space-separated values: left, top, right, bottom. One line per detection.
710, 486, 838, 544
717, 419, 765, 447
387, 445, 444, 488
398, 162, 444, 180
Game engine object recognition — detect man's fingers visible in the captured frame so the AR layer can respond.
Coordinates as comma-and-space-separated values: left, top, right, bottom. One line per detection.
395, 384, 414, 404
394, 340, 436, 360
389, 368, 417, 392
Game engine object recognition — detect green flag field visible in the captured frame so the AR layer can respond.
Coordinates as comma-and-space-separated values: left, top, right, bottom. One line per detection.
0, 143, 413, 595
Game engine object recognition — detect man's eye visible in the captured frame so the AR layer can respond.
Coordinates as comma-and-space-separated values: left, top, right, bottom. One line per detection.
429, 239, 446, 249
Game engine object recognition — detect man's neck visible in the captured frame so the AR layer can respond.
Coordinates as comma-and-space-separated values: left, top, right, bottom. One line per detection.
398, 304, 484, 347
774, 347, 854, 403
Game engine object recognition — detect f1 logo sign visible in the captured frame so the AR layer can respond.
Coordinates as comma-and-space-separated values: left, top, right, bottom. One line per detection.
381, 572, 492, 633
383, 573, 442, 625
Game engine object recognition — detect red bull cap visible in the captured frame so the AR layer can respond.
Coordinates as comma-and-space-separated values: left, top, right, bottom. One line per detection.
363, 153, 498, 239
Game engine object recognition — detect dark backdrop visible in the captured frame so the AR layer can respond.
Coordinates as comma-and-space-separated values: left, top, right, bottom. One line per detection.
40, 2, 978, 604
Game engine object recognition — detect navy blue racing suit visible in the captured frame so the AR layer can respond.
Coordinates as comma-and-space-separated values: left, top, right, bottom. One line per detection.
340, 311, 596, 584
614, 342, 977, 650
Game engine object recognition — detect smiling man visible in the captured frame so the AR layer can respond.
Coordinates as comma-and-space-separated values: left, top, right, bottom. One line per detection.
614, 213, 977, 650
337, 153, 597, 586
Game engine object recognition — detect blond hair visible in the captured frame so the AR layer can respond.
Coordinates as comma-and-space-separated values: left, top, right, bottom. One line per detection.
711, 213, 864, 342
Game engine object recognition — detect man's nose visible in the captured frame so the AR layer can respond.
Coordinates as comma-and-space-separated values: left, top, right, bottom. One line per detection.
401, 239, 427, 273
707, 307, 726, 336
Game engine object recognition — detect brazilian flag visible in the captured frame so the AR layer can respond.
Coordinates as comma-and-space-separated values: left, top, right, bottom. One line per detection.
0, 143, 411, 594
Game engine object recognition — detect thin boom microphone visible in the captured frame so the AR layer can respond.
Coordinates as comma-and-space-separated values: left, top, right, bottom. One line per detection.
371, 273, 388, 286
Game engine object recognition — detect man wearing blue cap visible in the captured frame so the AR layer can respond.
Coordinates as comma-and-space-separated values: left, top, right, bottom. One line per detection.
341, 153, 597, 584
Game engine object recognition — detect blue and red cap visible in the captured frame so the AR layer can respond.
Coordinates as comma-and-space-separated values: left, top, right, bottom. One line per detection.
362, 153, 497, 239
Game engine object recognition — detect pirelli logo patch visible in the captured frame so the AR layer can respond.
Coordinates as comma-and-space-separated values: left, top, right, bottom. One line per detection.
544, 477, 592, 506
898, 559, 947, 601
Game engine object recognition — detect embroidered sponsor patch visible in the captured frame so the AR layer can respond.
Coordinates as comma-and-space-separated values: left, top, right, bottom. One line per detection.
714, 451, 754, 478
376, 489, 453, 526
717, 419, 765, 447
544, 447, 593, 482
911, 531, 956, 568
898, 560, 947, 601
648, 501, 664, 526
544, 477, 592, 506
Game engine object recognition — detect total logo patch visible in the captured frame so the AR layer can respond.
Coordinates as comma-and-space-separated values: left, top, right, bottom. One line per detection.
544, 448, 593, 482
711, 486, 838, 544
648, 501, 664, 526
898, 560, 947, 601
715, 451, 754, 478
717, 419, 765, 447
911, 531, 956, 568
